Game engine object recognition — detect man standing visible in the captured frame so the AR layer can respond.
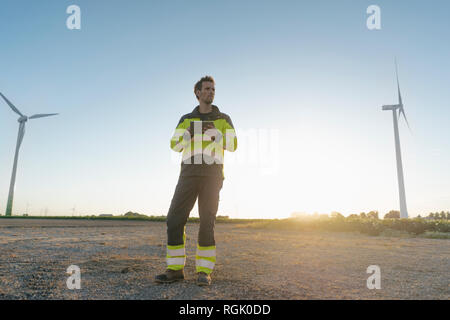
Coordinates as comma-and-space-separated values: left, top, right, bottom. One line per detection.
155, 76, 237, 286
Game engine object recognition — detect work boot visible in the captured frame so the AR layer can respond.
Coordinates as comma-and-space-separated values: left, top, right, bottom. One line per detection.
197, 272, 211, 286
154, 269, 185, 283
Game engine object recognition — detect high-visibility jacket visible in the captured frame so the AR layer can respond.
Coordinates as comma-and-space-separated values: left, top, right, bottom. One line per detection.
170, 105, 237, 179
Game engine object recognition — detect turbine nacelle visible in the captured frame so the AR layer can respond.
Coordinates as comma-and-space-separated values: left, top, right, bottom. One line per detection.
18, 115, 28, 123
382, 104, 400, 111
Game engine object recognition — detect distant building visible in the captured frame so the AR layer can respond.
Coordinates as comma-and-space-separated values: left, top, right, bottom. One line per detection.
99, 214, 113, 217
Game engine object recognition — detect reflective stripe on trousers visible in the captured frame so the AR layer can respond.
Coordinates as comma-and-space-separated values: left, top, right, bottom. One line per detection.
196, 245, 216, 274
166, 232, 186, 271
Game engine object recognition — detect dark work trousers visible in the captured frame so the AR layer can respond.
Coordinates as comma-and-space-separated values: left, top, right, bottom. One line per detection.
166, 175, 224, 247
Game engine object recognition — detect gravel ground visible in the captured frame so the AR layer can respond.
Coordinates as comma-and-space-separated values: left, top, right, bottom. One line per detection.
0, 218, 448, 300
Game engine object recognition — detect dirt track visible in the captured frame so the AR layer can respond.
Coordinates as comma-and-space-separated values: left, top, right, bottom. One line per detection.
0, 218, 448, 300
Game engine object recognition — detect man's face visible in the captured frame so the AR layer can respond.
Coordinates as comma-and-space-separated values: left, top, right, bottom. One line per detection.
197, 81, 215, 104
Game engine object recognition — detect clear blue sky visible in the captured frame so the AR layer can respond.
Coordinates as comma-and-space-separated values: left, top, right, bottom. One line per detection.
1, 0, 449, 218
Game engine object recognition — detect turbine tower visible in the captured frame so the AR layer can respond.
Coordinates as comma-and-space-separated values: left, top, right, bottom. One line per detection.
1, 92, 58, 216
381, 61, 410, 218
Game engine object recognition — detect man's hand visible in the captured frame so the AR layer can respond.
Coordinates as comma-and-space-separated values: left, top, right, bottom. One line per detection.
202, 122, 215, 134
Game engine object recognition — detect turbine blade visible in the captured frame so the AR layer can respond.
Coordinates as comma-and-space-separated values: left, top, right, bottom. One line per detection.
0, 92, 24, 117
395, 60, 411, 133
399, 107, 412, 133
29, 113, 59, 119
395, 59, 403, 106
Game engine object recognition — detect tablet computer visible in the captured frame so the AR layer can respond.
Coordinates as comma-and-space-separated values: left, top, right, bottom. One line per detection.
189, 121, 214, 134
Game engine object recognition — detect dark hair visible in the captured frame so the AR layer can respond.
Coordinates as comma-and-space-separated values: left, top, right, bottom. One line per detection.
194, 76, 215, 99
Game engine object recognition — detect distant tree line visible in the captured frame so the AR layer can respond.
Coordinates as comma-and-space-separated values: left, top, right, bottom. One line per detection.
287, 211, 450, 236
423, 211, 450, 220
324, 210, 450, 220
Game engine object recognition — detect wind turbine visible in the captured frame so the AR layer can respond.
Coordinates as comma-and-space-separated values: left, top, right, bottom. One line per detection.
1, 92, 58, 216
381, 61, 410, 218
